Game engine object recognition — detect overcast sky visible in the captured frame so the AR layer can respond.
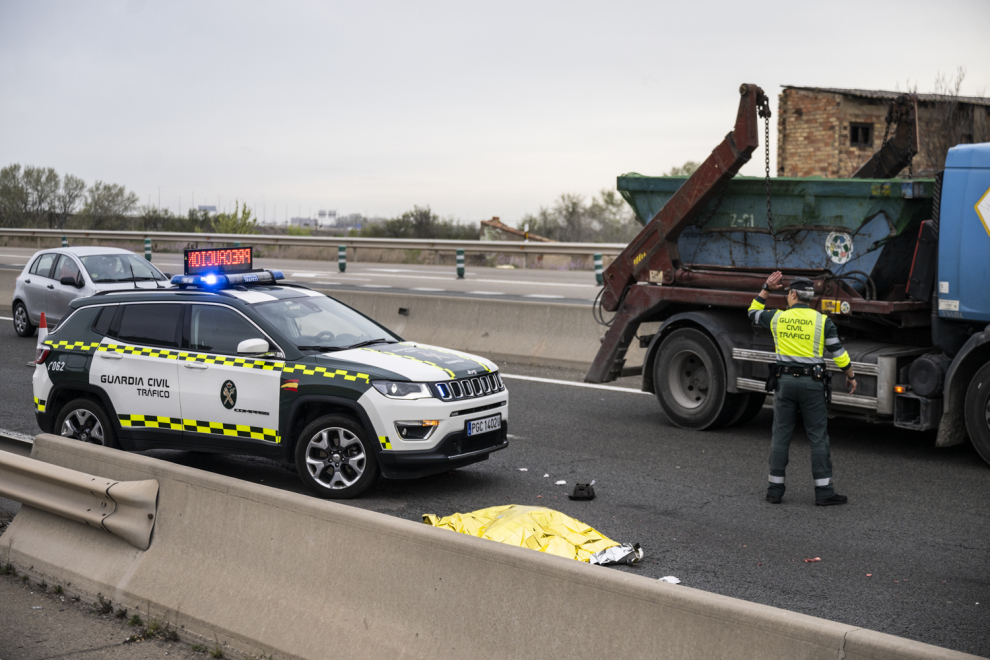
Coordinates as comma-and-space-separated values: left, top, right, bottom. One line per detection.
2, 0, 988, 225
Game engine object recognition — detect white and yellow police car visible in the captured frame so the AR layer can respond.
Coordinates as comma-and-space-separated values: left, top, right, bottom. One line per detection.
32, 247, 508, 498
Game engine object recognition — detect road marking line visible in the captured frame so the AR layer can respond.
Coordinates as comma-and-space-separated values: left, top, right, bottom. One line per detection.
500, 374, 648, 393
0, 316, 12, 320
290, 273, 320, 278
467, 291, 503, 295
524, 294, 564, 299
412, 287, 445, 291
361, 284, 392, 288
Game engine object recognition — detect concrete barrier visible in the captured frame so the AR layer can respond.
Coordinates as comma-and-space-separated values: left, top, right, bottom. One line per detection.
0, 434, 978, 660
1, 268, 17, 307
323, 289, 654, 370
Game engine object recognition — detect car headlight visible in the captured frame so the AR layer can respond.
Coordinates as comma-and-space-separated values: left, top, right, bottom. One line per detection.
371, 381, 434, 400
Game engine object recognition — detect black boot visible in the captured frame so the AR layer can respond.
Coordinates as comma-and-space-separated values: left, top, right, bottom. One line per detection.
766, 493, 782, 504
815, 494, 848, 506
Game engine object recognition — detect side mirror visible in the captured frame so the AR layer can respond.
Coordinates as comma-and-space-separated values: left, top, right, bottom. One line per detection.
163, 273, 172, 279
60, 276, 82, 288
237, 338, 270, 356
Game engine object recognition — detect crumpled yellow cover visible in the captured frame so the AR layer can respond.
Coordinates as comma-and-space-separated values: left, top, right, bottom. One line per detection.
423, 505, 619, 562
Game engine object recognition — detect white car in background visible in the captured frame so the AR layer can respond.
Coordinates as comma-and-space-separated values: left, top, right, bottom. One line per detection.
11, 247, 171, 337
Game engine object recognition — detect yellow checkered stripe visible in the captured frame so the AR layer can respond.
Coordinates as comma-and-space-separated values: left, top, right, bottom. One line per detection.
118, 414, 280, 443
97, 344, 283, 370
34, 397, 46, 413
378, 435, 392, 450
44, 340, 102, 352
282, 364, 370, 383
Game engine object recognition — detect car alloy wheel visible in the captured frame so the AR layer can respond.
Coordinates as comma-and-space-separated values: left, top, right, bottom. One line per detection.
304, 427, 367, 490
61, 409, 107, 446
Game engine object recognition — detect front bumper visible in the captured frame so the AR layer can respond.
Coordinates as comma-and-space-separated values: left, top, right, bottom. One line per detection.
377, 422, 509, 480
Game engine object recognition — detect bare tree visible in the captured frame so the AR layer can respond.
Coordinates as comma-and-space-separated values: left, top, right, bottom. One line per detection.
0, 164, 28, 228
918, 68, 990, 173
53, 174, 85, 230
23, 166, 59, 227
78, 181, 139, 230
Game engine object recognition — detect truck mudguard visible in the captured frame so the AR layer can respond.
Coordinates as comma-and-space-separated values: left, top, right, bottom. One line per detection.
937, 326, 990, 447
642, 310, 754, 395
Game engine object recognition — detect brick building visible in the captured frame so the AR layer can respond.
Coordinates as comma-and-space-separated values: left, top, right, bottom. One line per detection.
776, 86, 990, 178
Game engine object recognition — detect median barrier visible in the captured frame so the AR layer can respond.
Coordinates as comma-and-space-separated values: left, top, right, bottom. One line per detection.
0, 434, 979, 660
1, 268, 16, 304
323, 289, 654, 371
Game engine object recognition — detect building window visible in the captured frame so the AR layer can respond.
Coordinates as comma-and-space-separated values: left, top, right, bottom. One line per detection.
850, 122, 873, 147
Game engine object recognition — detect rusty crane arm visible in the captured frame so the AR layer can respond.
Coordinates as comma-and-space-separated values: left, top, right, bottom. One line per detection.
586, 84, 769, 383
852, 93, 919, 179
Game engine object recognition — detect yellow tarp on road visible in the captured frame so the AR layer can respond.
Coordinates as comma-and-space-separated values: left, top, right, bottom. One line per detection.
423, 505, 621, 563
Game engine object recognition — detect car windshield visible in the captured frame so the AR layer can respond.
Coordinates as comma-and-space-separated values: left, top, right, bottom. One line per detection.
252, 295, 399, 351
80, 254, 167, 283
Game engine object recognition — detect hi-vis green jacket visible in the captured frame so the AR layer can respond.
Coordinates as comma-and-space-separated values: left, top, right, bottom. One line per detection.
747, 300, 851, 370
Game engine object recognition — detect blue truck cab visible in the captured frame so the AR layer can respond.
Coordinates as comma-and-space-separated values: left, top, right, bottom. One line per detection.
938, 143, 990, 322
931, 142, 990, 463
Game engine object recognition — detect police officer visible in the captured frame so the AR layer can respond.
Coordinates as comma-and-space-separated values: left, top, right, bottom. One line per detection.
748, 271, 856, 506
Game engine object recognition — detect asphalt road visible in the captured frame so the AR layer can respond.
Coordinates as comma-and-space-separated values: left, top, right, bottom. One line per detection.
1, 321, 988, 656
0, 247, 601, 305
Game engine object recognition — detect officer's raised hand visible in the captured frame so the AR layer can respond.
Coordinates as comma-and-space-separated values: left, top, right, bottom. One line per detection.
765, 271, 784, 291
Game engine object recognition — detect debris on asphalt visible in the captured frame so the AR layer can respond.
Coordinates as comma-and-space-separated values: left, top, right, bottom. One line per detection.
866, 573, 873, 577
590, 543, 642, 565
423, 504, 642, 565
804, 557, 821, 562
518, 468, 528, 471
659, 576, 681, 584
32, 606, 43, 609
555, 480, 566, 485
543, 474, 549, 477
569, 482, 596, 501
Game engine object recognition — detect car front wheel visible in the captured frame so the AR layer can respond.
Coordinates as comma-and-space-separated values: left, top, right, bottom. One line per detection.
294, 414, 379, 499
13, 302, 36, 338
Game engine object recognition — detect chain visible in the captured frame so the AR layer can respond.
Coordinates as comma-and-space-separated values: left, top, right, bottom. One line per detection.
758, 95, 779, 267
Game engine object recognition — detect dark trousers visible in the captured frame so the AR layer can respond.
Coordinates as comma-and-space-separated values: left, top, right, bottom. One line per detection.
768, 374, 835, 500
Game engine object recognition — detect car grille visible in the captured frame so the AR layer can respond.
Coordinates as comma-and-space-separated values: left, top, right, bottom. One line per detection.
433, 372, 505, 401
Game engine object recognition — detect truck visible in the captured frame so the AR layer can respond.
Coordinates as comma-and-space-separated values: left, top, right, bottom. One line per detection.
587, 83, 990, 466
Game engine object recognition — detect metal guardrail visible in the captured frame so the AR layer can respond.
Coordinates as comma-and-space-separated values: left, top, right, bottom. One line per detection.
0, 228, 627, 257
0, 430, 33, 457
0, 448, 158, 550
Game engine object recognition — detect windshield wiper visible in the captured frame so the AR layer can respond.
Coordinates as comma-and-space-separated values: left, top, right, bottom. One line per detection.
295, 338, 396, 353
340, 338, 397, 350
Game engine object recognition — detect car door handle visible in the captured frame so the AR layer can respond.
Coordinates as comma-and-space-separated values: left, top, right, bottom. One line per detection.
47, 284, 54, 289
24, 279, 31, 284
183, 362, 209, 370
99, 353, 123, 360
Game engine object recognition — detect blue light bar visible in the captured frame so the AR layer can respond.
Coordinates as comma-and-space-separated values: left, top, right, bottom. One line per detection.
170, 270, 281, 290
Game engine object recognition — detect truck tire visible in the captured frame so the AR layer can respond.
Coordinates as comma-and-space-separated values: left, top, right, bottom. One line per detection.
964, 362, 990, 466
295, 414, 379, 499
654, 328, 739, 430
727, 392, 768, 427
54, 398, 119, 449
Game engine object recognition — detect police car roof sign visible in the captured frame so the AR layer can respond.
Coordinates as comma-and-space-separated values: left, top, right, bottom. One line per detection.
184, 246, 253, 275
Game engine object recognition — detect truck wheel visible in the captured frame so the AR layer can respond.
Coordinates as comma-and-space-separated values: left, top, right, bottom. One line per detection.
295, 414, 379, 499
13, 302, 36, 338
654, 328, 738, 430
55, 398, 119, 449
727, 393, 768, 427
964, 362, 990, 466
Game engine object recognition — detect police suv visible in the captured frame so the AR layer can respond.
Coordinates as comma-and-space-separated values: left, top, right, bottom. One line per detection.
32, 247, 508, 498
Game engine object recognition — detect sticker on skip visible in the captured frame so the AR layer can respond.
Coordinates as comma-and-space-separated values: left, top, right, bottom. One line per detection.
938, 299, 960, 311
939, 281, 949, 294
